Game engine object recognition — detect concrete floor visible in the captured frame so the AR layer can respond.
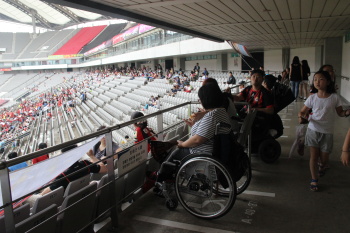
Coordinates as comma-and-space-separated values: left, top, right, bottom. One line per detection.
99, 100, 350, 233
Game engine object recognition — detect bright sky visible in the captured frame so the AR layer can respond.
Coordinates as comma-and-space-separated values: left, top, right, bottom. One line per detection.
0, 19, 128, 33
0, 20, 47, 33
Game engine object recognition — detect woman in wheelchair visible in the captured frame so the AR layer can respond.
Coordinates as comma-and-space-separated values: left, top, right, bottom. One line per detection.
157, 83, 233, 182
148, 83, 246, 219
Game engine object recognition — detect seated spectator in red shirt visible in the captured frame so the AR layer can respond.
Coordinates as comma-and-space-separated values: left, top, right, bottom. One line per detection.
32, 142, 49, 164
130, 111, 157, 152
233, 69, 274, 115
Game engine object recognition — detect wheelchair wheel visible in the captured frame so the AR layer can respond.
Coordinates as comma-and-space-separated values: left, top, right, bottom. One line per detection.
175, 155, 237, 219
259, 138, 281, 163
166, 198, 178, 211
213, 155, 251, 196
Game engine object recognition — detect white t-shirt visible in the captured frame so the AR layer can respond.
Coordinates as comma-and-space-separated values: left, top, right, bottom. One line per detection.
304, 93, 342, 134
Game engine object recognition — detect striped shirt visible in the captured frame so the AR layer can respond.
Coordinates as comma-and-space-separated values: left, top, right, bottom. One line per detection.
190, 108, 232, 154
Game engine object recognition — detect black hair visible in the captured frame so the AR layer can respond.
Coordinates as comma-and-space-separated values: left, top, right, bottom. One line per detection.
202, 78, 218, 86
38, 142, 47, 149
264, 75, 277, 90
310, 71, 336, 94
318, 64, 334, 72
130, 111, 148, 129
251, 69, 265, 77
198, 83, 224, 109
8, 152, 18, 160
301, 60, 309, 67
292, 56, 300, 64
61, 144, 78, 153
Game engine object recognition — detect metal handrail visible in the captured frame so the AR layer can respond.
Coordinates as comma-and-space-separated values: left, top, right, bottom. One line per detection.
0, 101, 191, 169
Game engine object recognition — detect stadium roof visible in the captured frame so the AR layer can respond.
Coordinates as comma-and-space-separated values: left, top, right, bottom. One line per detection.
43, 0, 350, 50
0, 0, 112, 30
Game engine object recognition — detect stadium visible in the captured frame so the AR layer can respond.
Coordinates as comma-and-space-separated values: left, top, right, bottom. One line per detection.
0, 0, 350, 232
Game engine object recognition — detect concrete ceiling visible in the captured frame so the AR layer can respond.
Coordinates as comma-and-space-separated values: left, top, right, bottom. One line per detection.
8, 0, 350, 50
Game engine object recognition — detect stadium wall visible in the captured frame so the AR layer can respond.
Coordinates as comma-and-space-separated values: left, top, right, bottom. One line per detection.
264, 49, 283, 72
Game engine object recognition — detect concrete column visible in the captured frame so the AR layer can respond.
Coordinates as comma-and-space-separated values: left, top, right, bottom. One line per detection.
215, 53, 228, 71
324, 37, 343, 76
315, 46, 323, 72
180, 57, 186, 71
135, 61, 141, 69
173, 57, 181, 70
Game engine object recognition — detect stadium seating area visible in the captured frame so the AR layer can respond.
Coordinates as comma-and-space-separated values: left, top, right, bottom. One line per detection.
0, 69, 251, 232
53, 26, 107, 55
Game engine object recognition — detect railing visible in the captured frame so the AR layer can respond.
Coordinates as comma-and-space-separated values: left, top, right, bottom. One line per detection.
0, 101, 189, 232
0, 97, 252, 233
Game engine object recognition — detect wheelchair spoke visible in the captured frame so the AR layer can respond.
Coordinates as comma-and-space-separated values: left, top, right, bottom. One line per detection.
175, 155, 237, 219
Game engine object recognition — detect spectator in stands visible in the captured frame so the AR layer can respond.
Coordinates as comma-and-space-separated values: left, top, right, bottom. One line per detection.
238, 81, 246, 92
290, 56, 303, 100
300, 60, 311, 100
233, 69, 274, 115
262, 75, 284, 138
227, 72, 236, 85
157, 83, 232, 182
200, 73, 208, 82
184, 83, 193, 93
319, 64, 337, 90
196, 78, 239, 131
130, 111, 157, 152
8, 152, 28, 172
281, 68, 290, 85
40, 144, 107, 195
32, 142, 49, 164
202, 68, 209, 76
194, 63, 200, 74
91, 126, 122, 160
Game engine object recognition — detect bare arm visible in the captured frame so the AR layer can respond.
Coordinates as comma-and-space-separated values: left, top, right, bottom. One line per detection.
298, 105, 311, 124
178, 134, 208, 148
341, 128, 350, 166
335, 106, 350, 117
87, 149, 107, 173
233, 94, 244, 102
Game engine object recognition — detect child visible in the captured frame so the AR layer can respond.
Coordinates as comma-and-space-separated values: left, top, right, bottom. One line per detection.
298, 71, 350, 191
130, 111, 157, 152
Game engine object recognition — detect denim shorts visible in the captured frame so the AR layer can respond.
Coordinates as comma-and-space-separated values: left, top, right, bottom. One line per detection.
305, 128, 333, 153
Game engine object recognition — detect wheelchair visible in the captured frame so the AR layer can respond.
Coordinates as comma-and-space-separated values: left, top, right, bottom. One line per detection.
150, 123, 251, 219
236, 107, 281, 164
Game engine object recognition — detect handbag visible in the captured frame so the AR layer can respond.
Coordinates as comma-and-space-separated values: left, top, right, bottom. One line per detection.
150, 140, 177, 163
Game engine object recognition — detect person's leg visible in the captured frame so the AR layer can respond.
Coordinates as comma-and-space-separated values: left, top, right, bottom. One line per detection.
298, 82, 303, 99
290, 81, 296, 98
309, 146, 320, 191
295, 81, 300, 99
157, 148, 190, 182
318, 151, 330, 176
303, 82, 308, 100
318, 133, 333, 173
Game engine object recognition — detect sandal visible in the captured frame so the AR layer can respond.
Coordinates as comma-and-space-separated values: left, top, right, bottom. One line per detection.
310, 179, 318, 191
